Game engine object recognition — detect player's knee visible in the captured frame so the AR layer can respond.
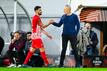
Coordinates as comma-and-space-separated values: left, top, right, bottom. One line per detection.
30, 47, 35, 52
40, 47, 45, 52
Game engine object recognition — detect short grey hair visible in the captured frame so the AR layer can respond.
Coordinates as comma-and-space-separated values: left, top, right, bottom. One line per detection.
65, 5, 71, 8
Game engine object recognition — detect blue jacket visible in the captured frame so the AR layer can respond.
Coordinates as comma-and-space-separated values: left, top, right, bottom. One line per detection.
53, 13, 80, 36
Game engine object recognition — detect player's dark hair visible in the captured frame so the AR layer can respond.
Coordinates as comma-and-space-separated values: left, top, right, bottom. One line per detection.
34, 6, 41, 11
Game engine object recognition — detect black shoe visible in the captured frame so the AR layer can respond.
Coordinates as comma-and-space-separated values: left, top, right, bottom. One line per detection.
58, 65, 64, 68
75, 64, 82, 68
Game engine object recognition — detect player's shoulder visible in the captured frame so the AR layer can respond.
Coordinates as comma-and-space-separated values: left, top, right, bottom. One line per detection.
33, 15, 40, 19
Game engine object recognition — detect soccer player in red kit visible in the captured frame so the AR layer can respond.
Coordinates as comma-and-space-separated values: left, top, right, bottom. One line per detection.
23, 6, 52, 67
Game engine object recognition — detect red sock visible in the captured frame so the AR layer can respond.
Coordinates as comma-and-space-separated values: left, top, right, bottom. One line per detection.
40, 51, 49, 65
24, 51, 33, 65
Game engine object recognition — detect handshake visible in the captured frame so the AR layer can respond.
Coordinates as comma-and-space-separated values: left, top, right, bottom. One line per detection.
48, 20, 55, 25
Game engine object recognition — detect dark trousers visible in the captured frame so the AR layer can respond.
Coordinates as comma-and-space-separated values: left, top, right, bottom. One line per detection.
7, 50, 25, 65
59, 34, 81, 67
85, 45, 99, 56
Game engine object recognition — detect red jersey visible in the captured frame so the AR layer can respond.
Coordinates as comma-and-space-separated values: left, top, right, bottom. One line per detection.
32, 15, 42, 39
32, 15, 43, 48
31, 15, 44, 48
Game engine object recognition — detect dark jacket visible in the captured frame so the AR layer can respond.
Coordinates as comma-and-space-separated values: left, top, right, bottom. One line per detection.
9, 39, 25, 52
